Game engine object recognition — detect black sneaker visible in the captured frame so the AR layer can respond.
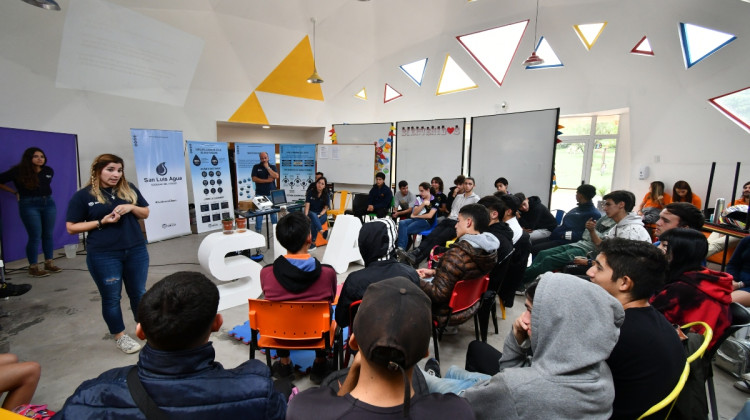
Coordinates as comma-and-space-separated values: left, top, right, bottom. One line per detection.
322, 230, 329, 240
272, 361, 295, 380
397, 248, 420, 268
0, 282, 32, 298
309, 360, 328, 385
424, 357, 441, 378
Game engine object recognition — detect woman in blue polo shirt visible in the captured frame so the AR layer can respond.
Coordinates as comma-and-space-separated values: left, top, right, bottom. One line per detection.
305, 176, 330, 249
66, 154, 150, 355
0, 147, 62, 277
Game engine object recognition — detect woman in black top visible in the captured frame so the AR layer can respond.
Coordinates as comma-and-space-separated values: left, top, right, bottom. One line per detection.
305, 176, 330, 249
0, 147, 62, 277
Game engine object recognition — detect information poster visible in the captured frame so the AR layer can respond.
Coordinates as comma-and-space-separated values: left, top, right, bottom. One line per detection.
187, 141, 235, 233
131, 129, 191, 242
279, 144, 316, 201
234, 143, 275, 201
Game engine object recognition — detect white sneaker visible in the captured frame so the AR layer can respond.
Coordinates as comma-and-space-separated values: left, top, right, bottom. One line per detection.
116, 334, 142, 354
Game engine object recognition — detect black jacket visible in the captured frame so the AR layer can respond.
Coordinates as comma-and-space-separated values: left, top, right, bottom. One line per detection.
519, 196, 558, 232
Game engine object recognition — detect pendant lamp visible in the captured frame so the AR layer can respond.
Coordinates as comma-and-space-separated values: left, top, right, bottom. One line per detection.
522, 0, 544, 67
20, 0, 61, 11
307, 18, 324, 84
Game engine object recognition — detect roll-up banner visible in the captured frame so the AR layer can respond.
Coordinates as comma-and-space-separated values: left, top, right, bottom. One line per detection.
131, 129, 191, 242
279, 144, 316, 201
187, 141, 235, 233
234, 143, 275, 201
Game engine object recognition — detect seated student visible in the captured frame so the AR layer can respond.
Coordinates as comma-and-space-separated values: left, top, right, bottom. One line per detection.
494, 177, 509, 194
336, 218, 420, 328
287, 277, 474, 419
729, 236, 750, 306
416, 204, 498, 326
260, 212, 337, 383
305, 171, 324, 195
735, 181, 750, 205
0, 353, 40, 411
653, 201, 705, 238
56, 272, 286, 419
496, 193, 522, 244
431, 177, 449, 218
651, 228, 732, 349
587, 238, 686, 420
398, 178, 480, 268
445, 175, 465, 211
522, 190, 650, 286
477, 196, 513, 262
304, 176, 329, 249
349, 172, 392, 219
392, 180, 415, 220
531, 184, 600, 255
396, 182, 439, 251
423, 273, 624, 420
515, 192, 558, 243
672, 180, 702, 209
638, 181, 672, 224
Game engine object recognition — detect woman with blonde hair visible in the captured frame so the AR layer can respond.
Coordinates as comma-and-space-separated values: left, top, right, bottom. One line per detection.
65, 154, 150, 354
638, 181, 672, 224
0, 147, 62, 277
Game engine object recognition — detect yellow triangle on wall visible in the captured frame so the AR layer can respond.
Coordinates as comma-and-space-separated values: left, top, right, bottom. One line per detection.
229, 91, 269, 124
355, 87, 367, 100
256, 36, 324, 101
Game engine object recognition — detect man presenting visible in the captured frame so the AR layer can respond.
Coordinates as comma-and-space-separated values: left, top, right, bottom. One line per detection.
252, 151, 279, 233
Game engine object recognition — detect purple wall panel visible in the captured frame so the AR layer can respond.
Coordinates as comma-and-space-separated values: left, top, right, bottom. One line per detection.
0, 127, 79, 263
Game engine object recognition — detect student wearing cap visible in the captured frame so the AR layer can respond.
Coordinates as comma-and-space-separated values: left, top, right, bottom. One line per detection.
286, 277, 473, 419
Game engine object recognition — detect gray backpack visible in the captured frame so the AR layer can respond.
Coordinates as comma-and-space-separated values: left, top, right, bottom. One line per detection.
715, 334, 750, 378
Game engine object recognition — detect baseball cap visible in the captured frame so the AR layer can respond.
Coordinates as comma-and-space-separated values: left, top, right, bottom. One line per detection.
353, 276, 432, 416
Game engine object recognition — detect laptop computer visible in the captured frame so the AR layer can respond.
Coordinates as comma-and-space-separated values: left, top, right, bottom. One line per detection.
269, 189, 295, 208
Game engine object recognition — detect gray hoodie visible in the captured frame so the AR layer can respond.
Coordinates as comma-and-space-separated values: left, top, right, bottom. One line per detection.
463, 273, 625, 420
460, 232, 500, 253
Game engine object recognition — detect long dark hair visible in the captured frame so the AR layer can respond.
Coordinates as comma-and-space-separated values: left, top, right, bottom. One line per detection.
313, 176, 328, 198
431, 177, 444, 194
659, 228, 708, 280
672, 180, 694, 204
15, 147, 46, 190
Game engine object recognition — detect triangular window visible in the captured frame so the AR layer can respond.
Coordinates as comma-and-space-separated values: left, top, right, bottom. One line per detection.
436, 54, 478, 95
631, 36, 654, 56
526, 37, 563, 69
709, 87, 750, 133
679, 23, 736, 68
456, 20, 528, 87
573, 22, 607, 50
355, 88, 367, 100
384, 84, 402, 103
400, 58, 428, 86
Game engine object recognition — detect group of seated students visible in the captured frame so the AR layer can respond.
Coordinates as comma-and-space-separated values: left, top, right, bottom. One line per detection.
12, 176, 749, 419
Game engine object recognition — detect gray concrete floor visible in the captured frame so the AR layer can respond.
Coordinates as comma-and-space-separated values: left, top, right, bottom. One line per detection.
0, 230, 747, 418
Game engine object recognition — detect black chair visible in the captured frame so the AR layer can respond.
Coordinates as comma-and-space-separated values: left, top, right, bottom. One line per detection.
477, 248, 515, 342
706, 303, 750, 420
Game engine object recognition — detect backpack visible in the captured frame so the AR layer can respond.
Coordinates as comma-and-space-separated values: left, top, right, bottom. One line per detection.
715, 336, 750, 378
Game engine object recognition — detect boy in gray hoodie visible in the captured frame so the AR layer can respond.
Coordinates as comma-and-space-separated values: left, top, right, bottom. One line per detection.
424, 273, 624, 419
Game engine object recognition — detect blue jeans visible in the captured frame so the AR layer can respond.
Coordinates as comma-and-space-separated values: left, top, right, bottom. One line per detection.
397, 218, 430, 249
18, 196, 57, 264
255, 212, 277, 232
309, 213, 327, 242
422, 365, 491, 394
86, 244, 149, 334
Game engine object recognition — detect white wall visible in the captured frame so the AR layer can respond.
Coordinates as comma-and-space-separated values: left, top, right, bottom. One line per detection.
1, 0, 748, 203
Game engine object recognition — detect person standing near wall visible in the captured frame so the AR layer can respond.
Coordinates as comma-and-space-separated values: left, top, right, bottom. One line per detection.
0, 147, 62, 277
251, 151, 279, 233
65, 154, 150, 354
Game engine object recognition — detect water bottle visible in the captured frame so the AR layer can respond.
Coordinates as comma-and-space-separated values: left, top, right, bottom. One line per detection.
713, 198, 726, 224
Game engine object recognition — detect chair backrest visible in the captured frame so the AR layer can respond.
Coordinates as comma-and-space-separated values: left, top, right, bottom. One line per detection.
448, 275, 490, 313
248, 299, 331, 340
637, 362, 690, 420
337, 190, 350, 210
352, 193, 369, 214
348, 300, 362, 333
552, 209, 565, 225
682, 321, 713, 363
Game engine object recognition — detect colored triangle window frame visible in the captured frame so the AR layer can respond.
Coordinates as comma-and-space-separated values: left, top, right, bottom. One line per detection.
573, 22, 608, 51
355, 88, 367, 100
400, 58, 428, 86
631, 36, 654, 56
456, 20, 528, 87
679, 22, 736, 69
526, 37, 563, 69
384, 84, 402, 103
435, 54, 478, 96
709, 87, 750, 133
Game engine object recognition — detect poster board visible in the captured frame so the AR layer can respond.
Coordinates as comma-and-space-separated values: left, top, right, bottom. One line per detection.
395, 118, 465, 189
469, 108, 559, 204
316, 144, 375, 186
186, 141, 235, 233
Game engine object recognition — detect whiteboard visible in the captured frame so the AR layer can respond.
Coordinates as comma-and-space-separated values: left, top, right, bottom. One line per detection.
333, 123, 393, 185
469, 109, 559, 205
316, 144, 376, 186
395, 118, 465, 189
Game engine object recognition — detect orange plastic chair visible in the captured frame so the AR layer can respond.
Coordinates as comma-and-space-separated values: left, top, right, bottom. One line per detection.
326, 190, 350, 221
248, 299, 337, 370
432, 275, 490, 361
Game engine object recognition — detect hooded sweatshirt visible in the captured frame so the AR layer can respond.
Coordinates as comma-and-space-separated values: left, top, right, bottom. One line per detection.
650, 267, 732, 348
570, 213, 649, 255
260, 254, 337, 303
519, 196, 558, 232
463, 273, 625, 420
335, 219, 420, 327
